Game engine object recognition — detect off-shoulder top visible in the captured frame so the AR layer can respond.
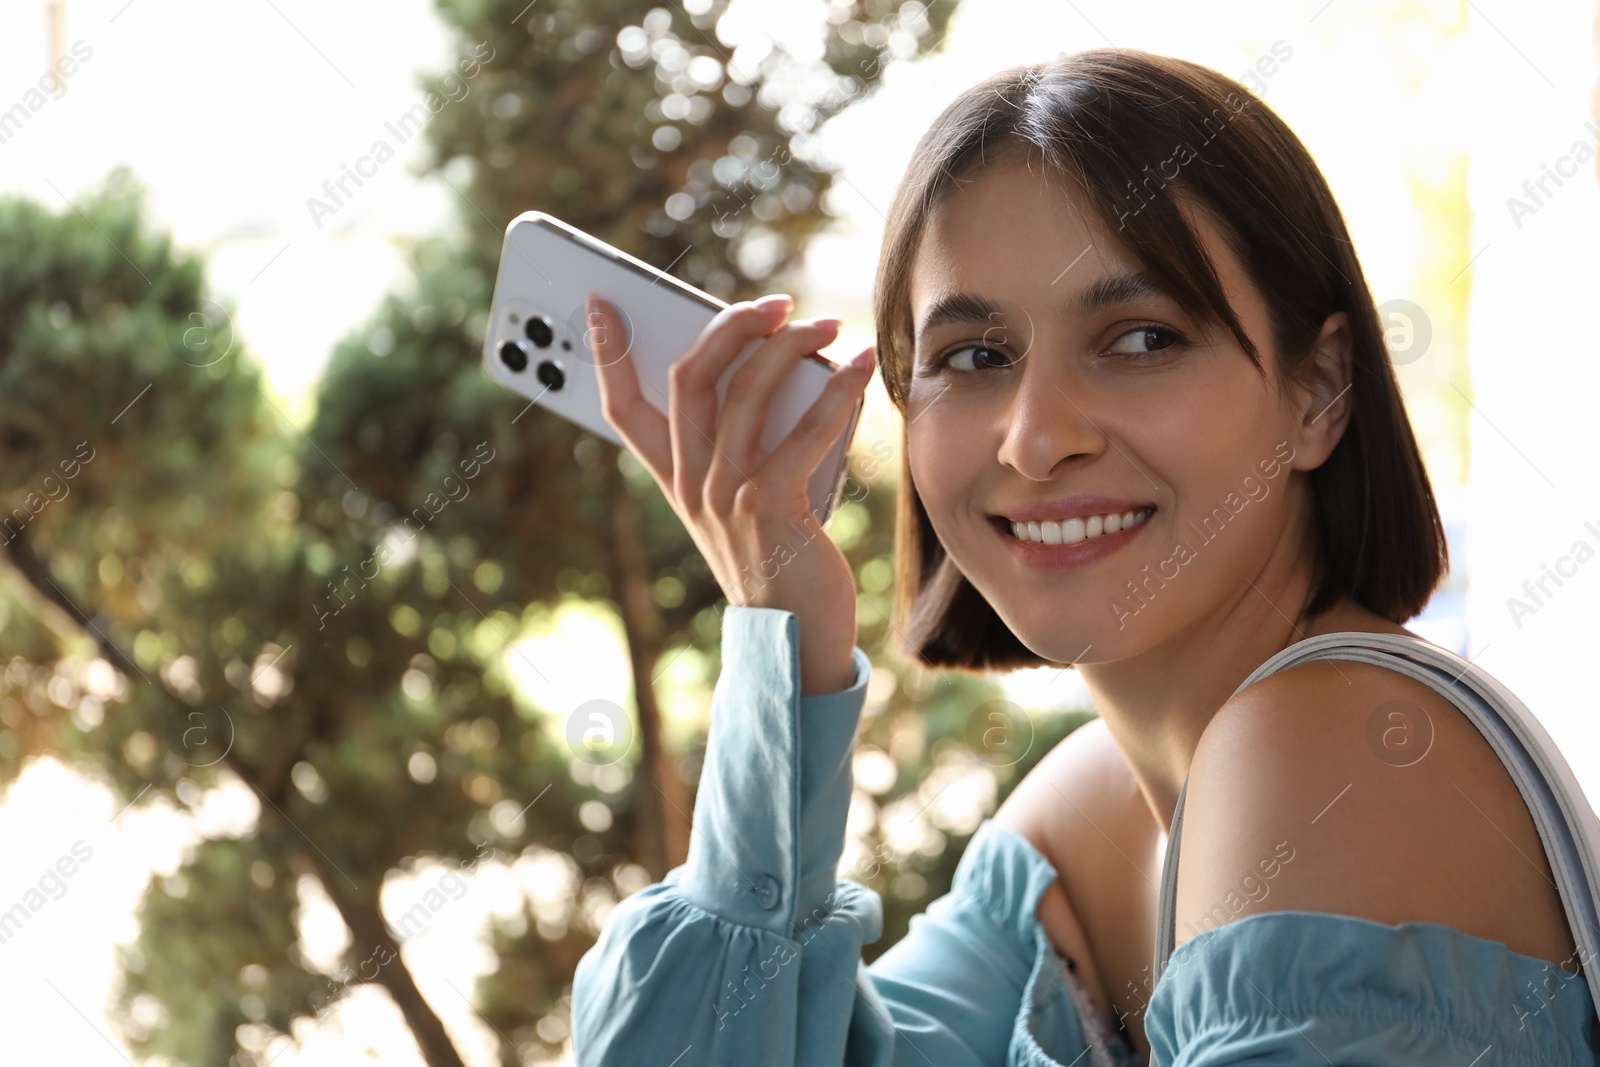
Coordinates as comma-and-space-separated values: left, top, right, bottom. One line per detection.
571, 606, 1600, 1065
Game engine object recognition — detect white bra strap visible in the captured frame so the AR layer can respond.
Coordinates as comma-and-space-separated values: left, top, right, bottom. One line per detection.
1152, 630, 1600, 1028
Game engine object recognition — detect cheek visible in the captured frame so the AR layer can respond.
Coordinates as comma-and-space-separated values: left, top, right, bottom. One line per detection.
907, 412, 978, 538
903, 384, 942, 479
1159, 372, 1284, 506
905, 425, 943, 513
1141, 371, 1254, 453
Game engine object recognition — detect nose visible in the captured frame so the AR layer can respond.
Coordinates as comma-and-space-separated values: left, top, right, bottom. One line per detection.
994, 348, 1107, 480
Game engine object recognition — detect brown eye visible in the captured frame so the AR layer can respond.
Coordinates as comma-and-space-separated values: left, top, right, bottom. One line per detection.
1106, 324, 1185, 359
936, 344, 1017, 373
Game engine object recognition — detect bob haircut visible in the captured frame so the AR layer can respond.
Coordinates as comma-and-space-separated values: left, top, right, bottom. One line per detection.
873, 47, 1449, 672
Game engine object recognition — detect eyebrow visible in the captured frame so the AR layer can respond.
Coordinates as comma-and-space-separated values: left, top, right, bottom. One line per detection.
913, 269, 1177, 349
1072, 269, 1173, 316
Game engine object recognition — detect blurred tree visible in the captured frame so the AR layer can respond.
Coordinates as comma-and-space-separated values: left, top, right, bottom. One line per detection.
0, 2, 1103, 1066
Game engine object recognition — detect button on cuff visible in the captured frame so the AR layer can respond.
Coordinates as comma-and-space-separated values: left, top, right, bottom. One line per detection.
753, 873, 782, 911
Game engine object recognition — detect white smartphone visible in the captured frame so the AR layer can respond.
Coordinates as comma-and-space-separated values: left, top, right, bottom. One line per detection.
482, 211, 863, 526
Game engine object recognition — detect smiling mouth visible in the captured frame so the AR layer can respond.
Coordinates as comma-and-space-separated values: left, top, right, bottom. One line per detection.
989, 505, 1157, 545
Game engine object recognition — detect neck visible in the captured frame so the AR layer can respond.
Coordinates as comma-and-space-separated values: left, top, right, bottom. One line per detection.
1077, 501, 1336, 834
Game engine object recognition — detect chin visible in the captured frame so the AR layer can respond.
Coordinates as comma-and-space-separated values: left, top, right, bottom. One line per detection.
995, 593, 1166, 668
995, 607, 1106, 668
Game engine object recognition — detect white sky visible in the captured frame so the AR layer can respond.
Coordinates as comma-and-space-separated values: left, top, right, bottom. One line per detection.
3, 0, 1599, 1064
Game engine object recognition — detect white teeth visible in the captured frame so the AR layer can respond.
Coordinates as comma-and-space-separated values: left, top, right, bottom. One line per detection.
1009, 507, 1151, 544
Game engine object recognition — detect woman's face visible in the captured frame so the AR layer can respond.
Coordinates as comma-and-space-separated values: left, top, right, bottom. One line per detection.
905, 154, 1332, 665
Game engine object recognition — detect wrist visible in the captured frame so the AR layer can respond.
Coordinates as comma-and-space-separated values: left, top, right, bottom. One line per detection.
800, 651, 857, 697
798, 621, 858, 696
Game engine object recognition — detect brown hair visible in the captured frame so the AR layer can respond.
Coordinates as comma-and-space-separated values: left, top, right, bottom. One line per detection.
873, 47, 1448, 672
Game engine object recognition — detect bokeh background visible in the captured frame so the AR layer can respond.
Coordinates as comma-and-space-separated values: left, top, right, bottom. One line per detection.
1, 0, 1597, 1063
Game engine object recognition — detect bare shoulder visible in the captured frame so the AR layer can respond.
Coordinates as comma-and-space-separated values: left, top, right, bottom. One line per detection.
993, 713, 1160, 1022
1175, 655, 1576, 965
993, 715, 1153, 870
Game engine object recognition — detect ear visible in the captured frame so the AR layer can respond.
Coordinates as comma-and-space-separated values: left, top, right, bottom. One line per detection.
1285, 311, 1353, 471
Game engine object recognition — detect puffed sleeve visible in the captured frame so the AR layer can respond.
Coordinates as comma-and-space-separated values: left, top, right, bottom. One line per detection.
571, 606, 1094, 1066
570, 604, 886, 1066
863, 819, 1094, 1066
1144, 910, 1600, 1066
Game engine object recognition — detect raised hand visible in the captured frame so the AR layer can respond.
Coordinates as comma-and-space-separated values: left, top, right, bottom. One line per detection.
587, 292, 875, 695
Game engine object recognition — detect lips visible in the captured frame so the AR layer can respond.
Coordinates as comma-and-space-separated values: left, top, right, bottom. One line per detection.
996, 505, 1157, 545
985, 502, 1157, 572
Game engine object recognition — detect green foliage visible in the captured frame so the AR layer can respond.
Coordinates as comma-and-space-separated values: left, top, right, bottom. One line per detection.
0, 167, 279, 543
117, 838, 326, 1062
0, 3, 1097, 1066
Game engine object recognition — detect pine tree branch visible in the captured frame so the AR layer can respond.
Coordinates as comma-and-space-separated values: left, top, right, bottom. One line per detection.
604, 465, 690, 879
3, 530, 472, 1067
294, 847, 470, 1067
1, 529, 147, 679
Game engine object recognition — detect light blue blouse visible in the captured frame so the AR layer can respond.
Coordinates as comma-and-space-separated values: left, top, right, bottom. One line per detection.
571, 606, 1600, 1065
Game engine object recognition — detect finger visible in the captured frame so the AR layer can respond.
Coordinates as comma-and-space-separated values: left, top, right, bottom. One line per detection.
755, 346, 876, 500
667, 295, 792, 514
706, 317, 843, 513
588, 295, 673, 488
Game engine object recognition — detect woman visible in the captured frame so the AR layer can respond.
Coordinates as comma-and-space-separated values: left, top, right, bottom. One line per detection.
571, 47, 1600, 1065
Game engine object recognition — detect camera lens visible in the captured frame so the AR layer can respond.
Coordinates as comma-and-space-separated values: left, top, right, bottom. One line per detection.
535, 360, 565, 391
525, 316, 554, 348
498, 340, 528, 372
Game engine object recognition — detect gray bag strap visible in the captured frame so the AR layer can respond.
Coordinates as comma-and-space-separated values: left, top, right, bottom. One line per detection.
1152, 630, 1600, 1022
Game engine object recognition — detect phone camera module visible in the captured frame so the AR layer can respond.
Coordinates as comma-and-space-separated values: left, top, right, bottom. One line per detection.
498, 340, 529, 372
535, 359, 565, 391
525, 316, 554, 348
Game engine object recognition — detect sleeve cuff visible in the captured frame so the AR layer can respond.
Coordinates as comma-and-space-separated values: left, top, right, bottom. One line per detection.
797, 641, 871, 922
679, 604, 871, 936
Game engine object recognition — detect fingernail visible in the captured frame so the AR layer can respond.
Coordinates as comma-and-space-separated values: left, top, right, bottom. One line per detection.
848, 346, 875, 371
754, 294, 793, 312
814, 316, 843, 330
